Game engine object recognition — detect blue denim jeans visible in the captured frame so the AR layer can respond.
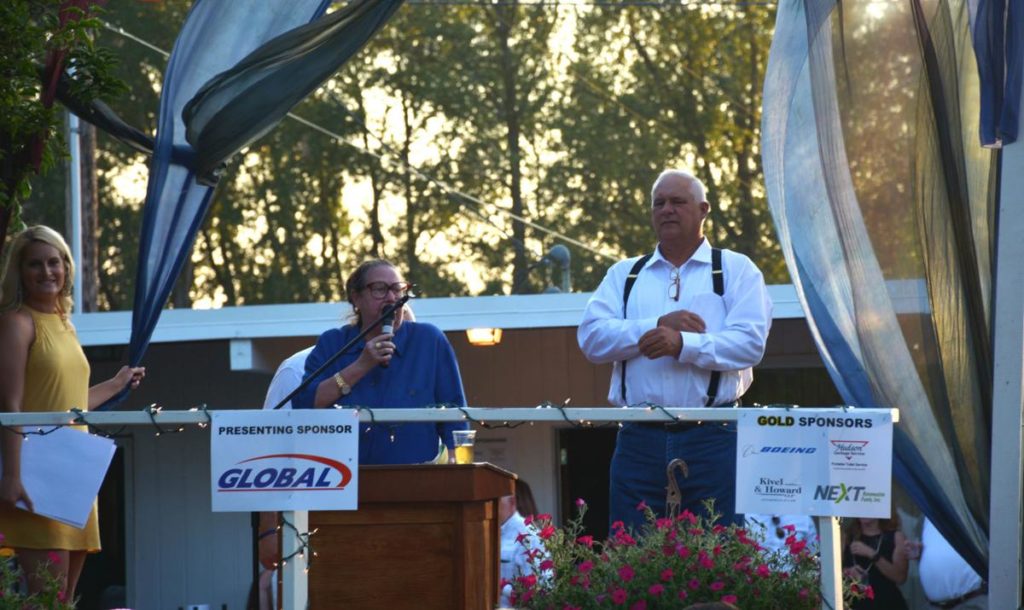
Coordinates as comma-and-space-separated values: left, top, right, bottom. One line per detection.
609, 421, 740, 532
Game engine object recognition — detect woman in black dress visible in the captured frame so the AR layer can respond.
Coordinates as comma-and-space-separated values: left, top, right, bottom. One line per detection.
842, 514, 909, 609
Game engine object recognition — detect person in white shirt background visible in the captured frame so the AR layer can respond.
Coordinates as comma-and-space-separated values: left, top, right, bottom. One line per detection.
498, 479, 546, 609
745, 513, 817, 566
905, 518, 986, 610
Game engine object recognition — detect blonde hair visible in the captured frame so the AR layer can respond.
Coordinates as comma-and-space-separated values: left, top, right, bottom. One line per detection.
0, 225, 75, 315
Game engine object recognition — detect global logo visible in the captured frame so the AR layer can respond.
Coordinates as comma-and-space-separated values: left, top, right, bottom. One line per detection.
830, 440, 869, 461
742, 444, 817, 458
217, 453, 352, 492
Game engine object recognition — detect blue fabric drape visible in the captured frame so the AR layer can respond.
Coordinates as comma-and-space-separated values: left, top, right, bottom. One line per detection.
182, 0, 406, 184
103, 0, 332, 408
971, 0, 1024, 146
762, 0, 995, 573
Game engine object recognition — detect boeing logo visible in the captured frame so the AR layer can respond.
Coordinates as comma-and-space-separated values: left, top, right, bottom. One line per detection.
217, 453, 352, 492
743, 444, 817, 457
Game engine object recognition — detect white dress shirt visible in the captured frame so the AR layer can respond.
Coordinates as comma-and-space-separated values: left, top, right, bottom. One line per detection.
918, 518, 984, 602
578, 239, 772, 407
262, 347, 313, 410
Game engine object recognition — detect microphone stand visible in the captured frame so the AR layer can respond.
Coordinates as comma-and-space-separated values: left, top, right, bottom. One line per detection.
270, 294, 411, 410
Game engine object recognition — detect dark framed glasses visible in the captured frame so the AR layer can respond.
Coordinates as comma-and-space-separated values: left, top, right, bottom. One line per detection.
364, 281, 414, 299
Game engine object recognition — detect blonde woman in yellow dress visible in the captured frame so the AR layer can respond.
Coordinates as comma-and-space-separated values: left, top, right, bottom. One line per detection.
0, 226, 145, 599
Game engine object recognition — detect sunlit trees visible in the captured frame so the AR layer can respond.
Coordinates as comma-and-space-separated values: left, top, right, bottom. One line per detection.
18, 0, 786, 307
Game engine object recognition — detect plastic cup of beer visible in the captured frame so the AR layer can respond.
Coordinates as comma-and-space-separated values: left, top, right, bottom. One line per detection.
452, 429, 477, 464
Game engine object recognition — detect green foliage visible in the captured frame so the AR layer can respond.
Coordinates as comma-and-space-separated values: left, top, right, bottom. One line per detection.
508, 500, 867, 609
0, 0, 125, 240
0, 542, 75, 609
23, 1, 788, 308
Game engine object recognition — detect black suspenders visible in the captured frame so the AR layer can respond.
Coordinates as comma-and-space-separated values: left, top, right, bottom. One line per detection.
620, 248, 724, 406
619, 253, 653, 403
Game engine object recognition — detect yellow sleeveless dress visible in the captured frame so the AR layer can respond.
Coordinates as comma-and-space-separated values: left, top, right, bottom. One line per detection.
0, 307, 100, 551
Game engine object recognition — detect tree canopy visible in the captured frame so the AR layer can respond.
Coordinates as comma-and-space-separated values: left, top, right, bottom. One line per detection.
20, 0, 787, 309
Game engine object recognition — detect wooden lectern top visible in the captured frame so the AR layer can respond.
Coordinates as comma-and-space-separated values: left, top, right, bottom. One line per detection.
359, 462, 516, 503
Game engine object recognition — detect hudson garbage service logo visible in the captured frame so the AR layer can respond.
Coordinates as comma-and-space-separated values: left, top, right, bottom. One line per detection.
830, 439, 870, 471
217, 453, 352, 492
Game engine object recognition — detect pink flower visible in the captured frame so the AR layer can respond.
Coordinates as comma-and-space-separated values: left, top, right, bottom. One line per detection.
577, 535, 594, 548
611, 588, 628, 605
677, 545, 691, 559
629, 601, 647, 610
789, 540, 808, 555
865, 585, 875, 600
47, 551, 61, 565
57, 591, 68, 603
799, 588, 809, 599
679, 510, 698, 524
523, 514, 534, 526
655, 518, 673, 530
756, 564, 772, 578
660, 568, 674, 582
578, 560, 594, 574
698, 551, 714, 569
618, 565, 635, 582
648, 584, 665, 596
712, 544, 723, 556
689, 528, 704, 536
516, 533, 529, 544
575, 498, 586, 508
721, 594, 739, 604
539, 525, 556, 540
614, 530, 637, 546
712, 524, 727, 534
517, 574, 538, 588
636, 500, 648, 511
783, 523, 796, 533
538, 513, 553, 522
612, 520, 625, 530
540, 559, 554, 571
710, 581, 725, 591
677, 590, 689, 601
688, 578, 700, 590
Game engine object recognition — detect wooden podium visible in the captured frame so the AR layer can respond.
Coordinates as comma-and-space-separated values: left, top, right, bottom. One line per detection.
308, 463, 515, 609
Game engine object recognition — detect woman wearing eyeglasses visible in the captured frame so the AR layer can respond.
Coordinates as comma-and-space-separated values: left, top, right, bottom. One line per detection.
292, 259, 468, 464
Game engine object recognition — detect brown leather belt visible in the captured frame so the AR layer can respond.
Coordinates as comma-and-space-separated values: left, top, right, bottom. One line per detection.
929, 584, 987, 609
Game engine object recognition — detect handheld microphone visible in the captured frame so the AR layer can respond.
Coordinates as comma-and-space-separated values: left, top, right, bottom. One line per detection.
379, 309, 396, 368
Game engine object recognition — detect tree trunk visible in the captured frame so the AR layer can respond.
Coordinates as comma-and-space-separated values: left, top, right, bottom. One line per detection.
494, 2, 528, 294
401, 97, 419, 284
79, 122, 100, 311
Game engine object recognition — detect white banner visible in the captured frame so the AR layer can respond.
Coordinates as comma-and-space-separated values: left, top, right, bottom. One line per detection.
210, 409, 359, 512
735, 409, 893, 518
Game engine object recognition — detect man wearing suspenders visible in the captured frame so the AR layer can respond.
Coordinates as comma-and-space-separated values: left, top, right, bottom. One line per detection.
578, 169, 773, 531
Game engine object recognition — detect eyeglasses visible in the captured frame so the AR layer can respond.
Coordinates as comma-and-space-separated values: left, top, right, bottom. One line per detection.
364, 281, 413, 299
669, 269, 681, 301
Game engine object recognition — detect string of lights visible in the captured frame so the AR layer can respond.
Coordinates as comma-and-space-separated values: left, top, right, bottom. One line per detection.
0, 403, 866, 435
277, 516, 319, 574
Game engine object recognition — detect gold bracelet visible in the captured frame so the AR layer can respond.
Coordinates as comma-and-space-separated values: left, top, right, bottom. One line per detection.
333, 371, 351, 396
